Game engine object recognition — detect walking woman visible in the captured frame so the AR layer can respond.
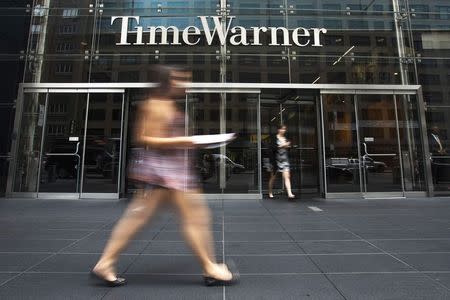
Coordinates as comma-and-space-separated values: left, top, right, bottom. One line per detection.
90, 66, 238, 287
268, 124, 296, 200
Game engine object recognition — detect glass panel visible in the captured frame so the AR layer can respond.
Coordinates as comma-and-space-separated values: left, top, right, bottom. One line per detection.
187, 93, 259, 194
39, 93, 87, 193
396, 94, 426, 192
357, 94, 402, 193
82, 93, 123, 193
223, 93, 258, 194
426, 106, 450, 194
188, 93, 222, 193
24, 5, 94, 83
323, 94, 361, 193
283, 96, 320, 195
261, 89, 320, 197
13, 93, 47, 192
0, 104, 14, 196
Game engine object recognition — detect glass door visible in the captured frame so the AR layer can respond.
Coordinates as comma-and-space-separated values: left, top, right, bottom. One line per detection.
260, 90, 320, 197
357, 94, 403, 196
186, 92, 260, 196
81, 93, 125, 197
322, 94, 361, 194
322, 91, 428, 198
38, 93, 88, 194
10, 89, 124, 198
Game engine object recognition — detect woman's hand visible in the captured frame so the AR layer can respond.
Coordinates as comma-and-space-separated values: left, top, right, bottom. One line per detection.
281, 140, 291, 148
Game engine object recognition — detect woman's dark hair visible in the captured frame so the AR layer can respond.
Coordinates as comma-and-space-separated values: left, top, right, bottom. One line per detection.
278, 124, 286, 130
148, 65, 190, 97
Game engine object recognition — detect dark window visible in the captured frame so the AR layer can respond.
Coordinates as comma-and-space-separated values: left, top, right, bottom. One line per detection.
238, 109, 247, 121
349, 36, 371, 46
112, 109, 121, 121
89, 109, 106, 121
210, 109, 219, 120
195, 109, 205, 121
226, 109, 232, 121
87, 128, 104, 135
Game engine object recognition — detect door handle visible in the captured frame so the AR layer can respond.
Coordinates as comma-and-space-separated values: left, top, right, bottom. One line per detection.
362, 142, 396, 157
45, 142, 80, 156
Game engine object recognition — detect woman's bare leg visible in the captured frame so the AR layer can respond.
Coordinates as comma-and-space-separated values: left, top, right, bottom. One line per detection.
93, 188, 165, 280
171, 189, 231, 280
282, 171, 295, 197
268, 172, 276, 197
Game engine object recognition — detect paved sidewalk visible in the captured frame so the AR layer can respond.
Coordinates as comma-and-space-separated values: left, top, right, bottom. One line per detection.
1, 197, 450, 299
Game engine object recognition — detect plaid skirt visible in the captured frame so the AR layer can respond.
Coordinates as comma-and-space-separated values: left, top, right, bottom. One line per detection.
128, 148, 198, 191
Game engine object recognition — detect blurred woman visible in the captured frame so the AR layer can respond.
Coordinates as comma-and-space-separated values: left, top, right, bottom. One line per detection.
91, 66, 237, 287
268, 124, 295, 200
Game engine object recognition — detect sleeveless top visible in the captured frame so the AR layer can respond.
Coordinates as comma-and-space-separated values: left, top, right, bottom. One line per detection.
128, 108, 197, 191
276, 136, 290, 172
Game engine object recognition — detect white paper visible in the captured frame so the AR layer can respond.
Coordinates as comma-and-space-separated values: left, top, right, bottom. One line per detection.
192, 133, 236, 148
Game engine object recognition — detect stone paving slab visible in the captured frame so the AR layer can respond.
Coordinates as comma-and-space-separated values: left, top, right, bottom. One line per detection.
1, 197, 450, 299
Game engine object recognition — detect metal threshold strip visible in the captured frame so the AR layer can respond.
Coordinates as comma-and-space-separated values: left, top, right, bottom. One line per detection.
363, 196, 406, 200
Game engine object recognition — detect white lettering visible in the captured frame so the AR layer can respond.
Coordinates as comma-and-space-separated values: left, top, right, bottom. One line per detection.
111, 16, 140, 45
312, 28, 327, 47
269, 27, 291, 46
230, 26, 248, 46
148, 26, 181, 45
292, 27, 310, 47
251, 26, 267, 46
182, 26, 201, 45
200, 16, 234, 45
134, 26, 145, 45
111, 16, 328, 48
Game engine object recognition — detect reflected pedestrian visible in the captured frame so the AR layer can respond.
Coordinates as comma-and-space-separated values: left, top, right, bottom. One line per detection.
268, 124, 296, 200
90, 66, 238, 287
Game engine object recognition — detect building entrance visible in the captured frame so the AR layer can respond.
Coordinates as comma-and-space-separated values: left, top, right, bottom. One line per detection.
260, 89, 320, 197
7, 83, 431, 199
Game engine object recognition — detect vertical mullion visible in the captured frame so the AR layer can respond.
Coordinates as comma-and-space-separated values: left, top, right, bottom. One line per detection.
257, 93, 262, 197
117, 93, 125, 196
393, 95, 406, 196
319, 93, 328, 196
36, 91, 49, 198
354, 94, 364, 195
79, 93, 90, 197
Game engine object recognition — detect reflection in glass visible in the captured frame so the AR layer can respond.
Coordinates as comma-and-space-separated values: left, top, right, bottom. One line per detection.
323, 94, 361, 193
38, 94, 87, 193
396, 95, 426, 192
188, 93, 258, 194
82, 93, 124, 193
426, 107, 450, 193
357, 94, 402, 193
13, 93, 47, 192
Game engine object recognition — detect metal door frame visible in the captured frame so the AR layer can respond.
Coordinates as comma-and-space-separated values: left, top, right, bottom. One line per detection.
320, 87, 431, 199
7, 86, 125, 199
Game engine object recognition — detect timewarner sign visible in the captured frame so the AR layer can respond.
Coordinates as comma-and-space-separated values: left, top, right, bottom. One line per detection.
111, 16, 327, 47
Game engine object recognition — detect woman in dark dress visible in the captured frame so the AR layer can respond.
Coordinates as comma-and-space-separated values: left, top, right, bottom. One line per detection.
267, 125, 295, 199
